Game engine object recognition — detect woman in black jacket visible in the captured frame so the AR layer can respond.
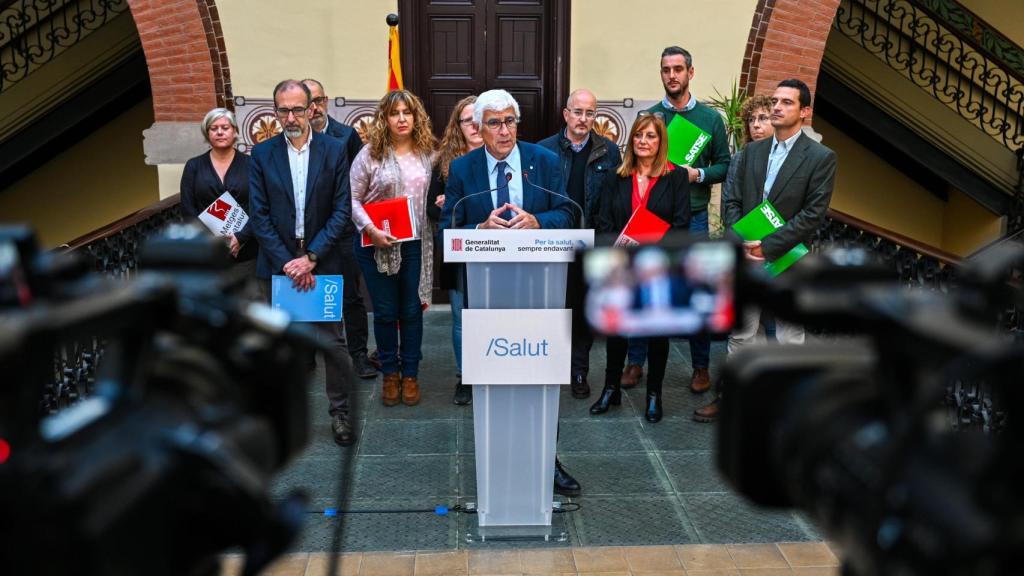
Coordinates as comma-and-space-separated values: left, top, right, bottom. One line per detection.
591, 112, 691, 422
426, 95, 484, 406
180, 107, 256, 265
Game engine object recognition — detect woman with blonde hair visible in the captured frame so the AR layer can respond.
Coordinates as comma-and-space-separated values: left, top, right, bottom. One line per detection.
426, 95, 483, 405
350, 89, 437, 407
591, 112, 691, 422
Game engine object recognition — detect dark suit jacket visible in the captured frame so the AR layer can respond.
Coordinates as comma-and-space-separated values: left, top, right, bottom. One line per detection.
249, 131, 351, 278
326, 116, 364, 165
324, 116, 364, 237
594, 167, 691, 238
723, 132, 837, 261
438, 142, 573, 230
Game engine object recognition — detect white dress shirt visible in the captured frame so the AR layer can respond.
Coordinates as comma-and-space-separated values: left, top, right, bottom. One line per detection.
287, 130, 312, 238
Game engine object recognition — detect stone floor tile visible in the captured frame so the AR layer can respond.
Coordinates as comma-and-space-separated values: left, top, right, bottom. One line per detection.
518, 548, 576, 573
687, 570, 741, 576
571, 546, 629, 572
791, 568, 841, 576
414, 550, 468, 575
304, 553, 362, 576
624, 545, 683, 571
676, 544, 737, 571
220, 555, 243, 576
576, 572, 631, 576
358, 552, 416, 576
257, 554, 309, 575
737, 569, 794, 576
632, 570, 687, 576
467, 549, 523, 574
776, 542, 839, 567
727, 545, 788, 569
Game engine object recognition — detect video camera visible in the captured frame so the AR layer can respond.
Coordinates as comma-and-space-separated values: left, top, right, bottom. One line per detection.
583, 236, 1024, 575
0, 224, 321, 576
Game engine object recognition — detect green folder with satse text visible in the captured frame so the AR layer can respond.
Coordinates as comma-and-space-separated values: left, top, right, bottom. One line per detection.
731, 200, 808, 276
666, 115, 711, 166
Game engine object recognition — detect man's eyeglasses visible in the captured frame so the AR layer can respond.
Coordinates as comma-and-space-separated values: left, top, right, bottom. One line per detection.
636, 110, 666, 121
482, 116, 519, 131
275, 106, 308, 118
567, 108, 597, 119
311, 96, 329, 106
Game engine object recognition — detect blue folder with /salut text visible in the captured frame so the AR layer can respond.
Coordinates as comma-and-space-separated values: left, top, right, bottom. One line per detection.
271, 275, 344, 322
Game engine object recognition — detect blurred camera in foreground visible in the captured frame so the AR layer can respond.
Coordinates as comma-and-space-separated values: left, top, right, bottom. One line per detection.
0, 224, 320, 576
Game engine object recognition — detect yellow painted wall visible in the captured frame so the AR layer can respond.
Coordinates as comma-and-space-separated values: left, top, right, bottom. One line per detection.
815, 116, 945, 246
959, 0, 1024, 48
0, 99, 159, 248
570, 0, 759, 101
816, 117, 1003, 256
218, 0, 397, 100
942, 189, 1004, 257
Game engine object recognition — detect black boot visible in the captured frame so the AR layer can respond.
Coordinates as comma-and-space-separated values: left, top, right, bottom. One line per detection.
644, 391, 663, 423
589, 384, 621, 414
553, 458, 581, 497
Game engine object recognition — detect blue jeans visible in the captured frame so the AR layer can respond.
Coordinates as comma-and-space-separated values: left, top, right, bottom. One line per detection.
626, 337, 648, 366
450, 272, 465, 373
688, 209, 710, 369
355, 239, 424, 377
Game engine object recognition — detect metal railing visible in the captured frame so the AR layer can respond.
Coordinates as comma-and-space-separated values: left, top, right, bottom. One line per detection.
0, 0, 129, 94
833, 0, 1024, 153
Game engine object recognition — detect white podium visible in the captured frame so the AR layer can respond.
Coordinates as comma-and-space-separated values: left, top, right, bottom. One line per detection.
444, 229, 594, 528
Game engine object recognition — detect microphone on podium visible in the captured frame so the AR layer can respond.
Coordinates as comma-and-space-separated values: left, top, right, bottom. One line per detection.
522, 171, 586, 229
448, 171, 513, 230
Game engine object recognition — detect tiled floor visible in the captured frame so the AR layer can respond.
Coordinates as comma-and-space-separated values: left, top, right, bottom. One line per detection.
222, 542, 842, 575
267, 308, 823, 556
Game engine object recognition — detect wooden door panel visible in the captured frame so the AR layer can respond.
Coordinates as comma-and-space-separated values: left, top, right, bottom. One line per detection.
428, 18, 476, 80
494, 17, 541, 80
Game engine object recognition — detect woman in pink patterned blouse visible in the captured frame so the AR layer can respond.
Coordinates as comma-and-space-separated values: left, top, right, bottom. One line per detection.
350, 89, 437, 407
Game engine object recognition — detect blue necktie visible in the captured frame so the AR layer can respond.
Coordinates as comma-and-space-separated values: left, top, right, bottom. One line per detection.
495, 161, 512, 219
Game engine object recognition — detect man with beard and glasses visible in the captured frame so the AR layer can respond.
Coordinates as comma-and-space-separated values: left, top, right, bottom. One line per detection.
622, 46, 730, 397
249, 79, 358, 447
538, 88, 622, 401
302, 78, 377, 380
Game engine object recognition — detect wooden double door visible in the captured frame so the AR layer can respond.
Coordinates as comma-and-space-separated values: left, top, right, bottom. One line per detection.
399, 0, 570, 143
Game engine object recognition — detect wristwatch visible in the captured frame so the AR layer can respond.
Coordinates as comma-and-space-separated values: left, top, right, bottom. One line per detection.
306, 250, 318, 263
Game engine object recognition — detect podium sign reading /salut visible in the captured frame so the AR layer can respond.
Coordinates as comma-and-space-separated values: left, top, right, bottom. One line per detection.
463, 309, 571, 385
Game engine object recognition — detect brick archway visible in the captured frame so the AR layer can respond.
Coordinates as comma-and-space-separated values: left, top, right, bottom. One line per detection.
127, 0, 231, 122
740, 0, 840, 101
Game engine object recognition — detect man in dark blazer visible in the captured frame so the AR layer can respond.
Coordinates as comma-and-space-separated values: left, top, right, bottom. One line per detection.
302, 78, 377, 380
437, 89, 580, 497
249, 79, 357, 447
723, 78, 837, 350
439, 91, 573, 232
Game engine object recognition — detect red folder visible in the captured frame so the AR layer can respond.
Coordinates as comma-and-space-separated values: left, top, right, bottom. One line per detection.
614, 206, 671, 247
360, 196, 419, 247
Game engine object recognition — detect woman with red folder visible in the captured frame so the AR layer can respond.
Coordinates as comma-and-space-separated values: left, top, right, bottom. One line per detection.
591, 113, 691, 422
350, 90, 437, 407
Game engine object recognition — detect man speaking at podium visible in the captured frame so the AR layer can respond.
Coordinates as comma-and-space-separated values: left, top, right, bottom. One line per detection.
439, 89, 581, 497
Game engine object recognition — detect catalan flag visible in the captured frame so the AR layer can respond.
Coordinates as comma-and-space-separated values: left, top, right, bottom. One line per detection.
387, 23, 404, 91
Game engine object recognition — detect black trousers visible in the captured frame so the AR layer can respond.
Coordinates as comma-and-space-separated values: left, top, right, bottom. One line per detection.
338, 232, 370, 359
605, 335, 669, 395
566, 258, 594, 378
259, 279, 353, 416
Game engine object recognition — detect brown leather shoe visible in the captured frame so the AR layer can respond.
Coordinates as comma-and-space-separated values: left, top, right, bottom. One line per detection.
382, 373, 401, 406
620, 364, 643, 388
401, 376, 420, 406
693, 396, 720, 422
690, 367, 711, 393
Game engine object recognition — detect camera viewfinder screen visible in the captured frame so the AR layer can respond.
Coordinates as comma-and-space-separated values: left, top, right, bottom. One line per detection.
584, 241, 736, 337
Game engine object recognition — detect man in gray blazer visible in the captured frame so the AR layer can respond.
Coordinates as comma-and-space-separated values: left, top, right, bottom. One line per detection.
723, 78, 837, 350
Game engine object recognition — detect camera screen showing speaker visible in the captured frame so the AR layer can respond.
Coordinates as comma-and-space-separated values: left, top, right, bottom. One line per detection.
583, 240, 737, 337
